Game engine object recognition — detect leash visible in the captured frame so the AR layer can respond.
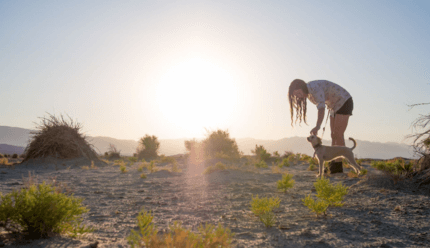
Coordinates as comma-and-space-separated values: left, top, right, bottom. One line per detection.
312, 110, 330, 159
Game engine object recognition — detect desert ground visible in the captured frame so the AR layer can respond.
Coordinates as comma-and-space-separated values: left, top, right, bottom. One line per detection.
1, 157, 430, 248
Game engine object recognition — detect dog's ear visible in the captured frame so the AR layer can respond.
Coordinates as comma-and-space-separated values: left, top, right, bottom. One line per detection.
317, 137, 322, 145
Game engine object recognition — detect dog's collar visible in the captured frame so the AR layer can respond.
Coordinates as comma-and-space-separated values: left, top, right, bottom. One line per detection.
312, 143, 322, 149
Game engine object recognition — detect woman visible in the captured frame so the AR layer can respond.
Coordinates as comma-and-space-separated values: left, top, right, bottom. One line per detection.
288, 79, 354, 173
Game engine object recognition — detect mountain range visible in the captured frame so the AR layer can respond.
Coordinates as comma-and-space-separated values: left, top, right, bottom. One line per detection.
0, 126, 417, 159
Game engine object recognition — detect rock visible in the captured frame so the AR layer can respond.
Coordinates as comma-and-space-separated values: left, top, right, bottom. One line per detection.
90, 241, 99, 248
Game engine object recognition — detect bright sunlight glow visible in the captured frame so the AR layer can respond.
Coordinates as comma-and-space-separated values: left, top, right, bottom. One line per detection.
155, 58, 238, 137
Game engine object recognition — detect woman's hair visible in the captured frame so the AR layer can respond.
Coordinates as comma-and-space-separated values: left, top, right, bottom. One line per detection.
288, 79, 308, 126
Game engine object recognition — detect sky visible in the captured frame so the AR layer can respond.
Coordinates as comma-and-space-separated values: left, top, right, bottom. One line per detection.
1, 0, 429, 144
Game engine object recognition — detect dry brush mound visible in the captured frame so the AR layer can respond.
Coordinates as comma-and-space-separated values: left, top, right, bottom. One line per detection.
22, 114, 103, 165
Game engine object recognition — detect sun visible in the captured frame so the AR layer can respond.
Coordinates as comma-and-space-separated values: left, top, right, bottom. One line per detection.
155, 57, 238, 136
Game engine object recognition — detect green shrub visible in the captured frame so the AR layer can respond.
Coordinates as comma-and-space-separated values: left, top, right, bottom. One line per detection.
255, 160, 268, 168
250, 195, 280, 227
127, 208, 234, 248
140, 173, 147, 179
203, 162, 227, 175
147, 161, 157, 173
302, 177, 348, 216
202, 129, 241, 160
277, 173, 295, 193
128, 157, 138, 163
302, 194, 329, 216
251, 145, 271, 162
278, 158, 290, 167
360, 168, 368, 175
314, 177, 348, 207
136, 135, 160, 161
371, 159, 413, 183
171, 162, 182, 173
0, 182, 92, 238
120, 164, 128, 173
300, 154, 311, 161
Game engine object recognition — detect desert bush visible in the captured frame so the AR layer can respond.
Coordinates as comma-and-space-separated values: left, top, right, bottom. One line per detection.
127, 208, 233, 248
202, 129, 241, 160
128, 157, 138, 163
140, 173, 147, 179
0, 153, 3, 158
120, 164, 128, 173
356, 159, 363, 166
12, 154, 18, 159
250, 195, 280, 227
146, 161, 157, 173
278, 158, 290, 167
251, 145, 271, 162
0, 158, 11, 165
302, 195, 329, 216
254, 160, 268, 168
315, 177, 348, 207
273, 151, 280, 157
136, 135, 160, 161
171, 162, 182, 173
371, 159, 414, 183
0, 181, 92, 238
360, 168, 368, 175
282, 151, 294, 159
203, 162, 227, 175
300, 154, 311, 161
287, 154, 296, 164
23, 114, 99, 162
159, 155, 177, 164
277, 173, 295, 193
308, 163, 316, 171
302, 177, 348, 216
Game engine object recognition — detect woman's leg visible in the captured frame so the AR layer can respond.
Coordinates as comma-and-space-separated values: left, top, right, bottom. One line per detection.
331, 114, 350, 162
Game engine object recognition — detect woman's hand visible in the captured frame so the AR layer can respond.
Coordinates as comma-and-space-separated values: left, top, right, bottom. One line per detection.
310, 126, 320, 136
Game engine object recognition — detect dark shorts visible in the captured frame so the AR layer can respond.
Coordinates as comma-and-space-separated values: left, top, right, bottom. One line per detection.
335, 97, 353, 116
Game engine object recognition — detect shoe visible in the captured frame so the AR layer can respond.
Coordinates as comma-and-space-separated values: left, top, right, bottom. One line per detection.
329, 161, 343, 174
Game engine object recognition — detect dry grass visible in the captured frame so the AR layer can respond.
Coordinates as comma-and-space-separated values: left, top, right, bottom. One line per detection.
23, 114, 99, 162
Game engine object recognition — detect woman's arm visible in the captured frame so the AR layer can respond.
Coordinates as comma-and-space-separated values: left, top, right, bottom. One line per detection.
310, 108, 325, 135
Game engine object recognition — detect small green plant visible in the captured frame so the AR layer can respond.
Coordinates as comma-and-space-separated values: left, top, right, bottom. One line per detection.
278, 158, 290, 167
277, 173, 295, 193
252, 145, 271, 162
140, 173, 147, 179
255, 160, 268, 168
371, 159, 413, 183
120, 164, 128, 173
128, 157, 138, 163
250, 195, 280, 227
147, 161, 157, 173
308, 162, 317, 171
81, 166, 89, 170
315, 177, 348, 207
302, 194, 329, 216
302, 177, 349, 216
203, 162, 227, 175
300, 154, 311, 161
127, 208, 234, 247
171, 162, 182, 173
360, 168, 368, 175
0, 181, 93, 238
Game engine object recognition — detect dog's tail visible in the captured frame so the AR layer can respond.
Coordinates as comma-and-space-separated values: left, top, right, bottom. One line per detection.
349, 137, 356, 150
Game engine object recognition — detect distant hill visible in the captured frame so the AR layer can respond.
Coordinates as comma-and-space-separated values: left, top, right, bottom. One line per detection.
0, 144, 25, 155
0, 126, 417, 159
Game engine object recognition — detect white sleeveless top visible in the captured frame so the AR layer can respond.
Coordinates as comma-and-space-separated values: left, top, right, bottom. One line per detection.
306, 80, 352, 117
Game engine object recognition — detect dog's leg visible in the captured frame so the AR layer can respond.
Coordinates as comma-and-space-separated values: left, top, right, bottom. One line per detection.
345, 154, 361, 175
317, 158, 324, 178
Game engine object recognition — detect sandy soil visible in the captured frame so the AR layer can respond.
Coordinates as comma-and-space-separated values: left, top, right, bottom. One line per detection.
0, 158, 429, 247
